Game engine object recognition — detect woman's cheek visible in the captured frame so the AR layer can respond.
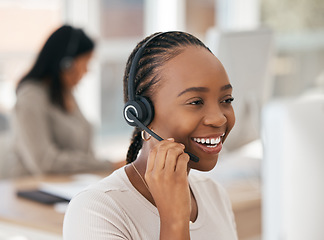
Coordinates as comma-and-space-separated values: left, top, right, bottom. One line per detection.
170, 114, 198, 138
227, 108, 236, 132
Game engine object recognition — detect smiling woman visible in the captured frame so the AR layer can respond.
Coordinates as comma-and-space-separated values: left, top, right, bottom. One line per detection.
63, 31, 238, 240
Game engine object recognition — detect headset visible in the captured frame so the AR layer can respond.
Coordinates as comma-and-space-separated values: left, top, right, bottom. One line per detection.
123, 32, 199, 162
60, 27, 82, 71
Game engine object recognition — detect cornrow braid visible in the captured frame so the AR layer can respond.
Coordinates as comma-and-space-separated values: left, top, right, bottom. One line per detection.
123, 31, 211, 163
126, 128, 143, 164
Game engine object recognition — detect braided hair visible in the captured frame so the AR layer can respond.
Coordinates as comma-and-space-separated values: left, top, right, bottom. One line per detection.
123, 31, 211, 164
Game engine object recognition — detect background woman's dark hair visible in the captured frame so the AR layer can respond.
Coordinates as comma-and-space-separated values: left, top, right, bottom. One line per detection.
17, 25, 95, 111
123, 31, 211, 164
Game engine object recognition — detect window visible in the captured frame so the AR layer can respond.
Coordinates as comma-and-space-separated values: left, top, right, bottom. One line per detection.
0, 0, 63, 112
97, 0, 144, 138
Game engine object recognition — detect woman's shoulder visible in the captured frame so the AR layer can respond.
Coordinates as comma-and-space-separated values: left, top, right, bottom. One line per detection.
63, 167, 138, 240
88, 167, 129, 191
16, 80, 48, 102
69, 167, 129, 204
65, 167, 130, 219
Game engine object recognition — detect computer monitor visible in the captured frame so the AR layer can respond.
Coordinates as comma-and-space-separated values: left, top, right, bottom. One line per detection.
205, 28, 274, 150
261, 95, 324, 240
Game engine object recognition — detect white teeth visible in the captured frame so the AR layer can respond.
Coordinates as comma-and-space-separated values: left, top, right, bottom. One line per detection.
207, 144, 217, 148
193, 137, 221, 145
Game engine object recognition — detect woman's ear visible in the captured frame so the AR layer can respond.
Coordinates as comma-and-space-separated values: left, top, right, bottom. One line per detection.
60, 57, 75, 71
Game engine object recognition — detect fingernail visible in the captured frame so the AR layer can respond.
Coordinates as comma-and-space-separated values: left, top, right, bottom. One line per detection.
167, 138, 174, 141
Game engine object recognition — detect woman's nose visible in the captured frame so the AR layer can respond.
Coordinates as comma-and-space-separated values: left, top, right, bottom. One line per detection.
203, 105, 227, 127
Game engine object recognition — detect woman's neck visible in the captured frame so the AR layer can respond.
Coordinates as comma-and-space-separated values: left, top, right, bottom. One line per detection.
63, 91, 75, 112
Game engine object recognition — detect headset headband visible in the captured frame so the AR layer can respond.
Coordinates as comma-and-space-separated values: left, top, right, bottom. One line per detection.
128, 32, 171, 101
60, 28, 82, 70
66, 28, 82, 58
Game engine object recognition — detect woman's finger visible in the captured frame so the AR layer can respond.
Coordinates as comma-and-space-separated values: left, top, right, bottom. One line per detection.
153, 143, 168, 170
147, 138, 174, 172
164, 143, 185, 173
175, 152, 190, 174
152, 138, 178, 170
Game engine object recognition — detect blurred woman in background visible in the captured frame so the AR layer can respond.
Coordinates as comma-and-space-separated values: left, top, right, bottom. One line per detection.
4, 25, 115, 178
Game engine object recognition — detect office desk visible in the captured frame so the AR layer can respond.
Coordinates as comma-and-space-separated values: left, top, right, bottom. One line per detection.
0, 173, 261, 239
0, 174, 80, 234
226, 180, 262, 240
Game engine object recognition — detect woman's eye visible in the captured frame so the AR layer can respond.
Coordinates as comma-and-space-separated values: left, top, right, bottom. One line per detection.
222, 97, 234, 104
188, 99, 203, 105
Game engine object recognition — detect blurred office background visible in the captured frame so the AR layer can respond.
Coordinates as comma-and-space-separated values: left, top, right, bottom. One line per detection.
0, 0, 323, 155
0, 0, 324, 240
1, 0, 324, 152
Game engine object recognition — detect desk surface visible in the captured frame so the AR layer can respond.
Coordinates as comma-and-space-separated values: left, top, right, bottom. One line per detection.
0, 174, 80, 234
0, 172, 261, 239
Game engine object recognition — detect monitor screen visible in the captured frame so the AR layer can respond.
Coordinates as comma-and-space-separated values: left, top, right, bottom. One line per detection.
262, 95, 324, 240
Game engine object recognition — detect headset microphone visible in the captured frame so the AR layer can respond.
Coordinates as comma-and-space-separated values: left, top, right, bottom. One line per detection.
123, 32, 199, 163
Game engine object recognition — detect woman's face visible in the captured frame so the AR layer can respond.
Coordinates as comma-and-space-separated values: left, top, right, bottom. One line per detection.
61, 51, 93, 91
149, 46, 235, 171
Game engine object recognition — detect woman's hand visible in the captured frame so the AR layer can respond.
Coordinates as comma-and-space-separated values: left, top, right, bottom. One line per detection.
145, 138, 191, 240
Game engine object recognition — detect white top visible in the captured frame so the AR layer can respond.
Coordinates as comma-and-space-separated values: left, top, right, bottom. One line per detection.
4, 81, 112, 178
63, 166, 238, 240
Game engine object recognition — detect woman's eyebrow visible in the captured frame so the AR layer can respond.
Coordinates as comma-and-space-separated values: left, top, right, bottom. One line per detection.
177, 87, 209, 97
177, 84, 232, 97
221, 84, 232, 91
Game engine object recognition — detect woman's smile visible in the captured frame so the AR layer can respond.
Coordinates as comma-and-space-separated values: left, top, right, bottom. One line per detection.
186, 133, 225, 161
192, 133, 225, 153
193, 139, 223, 154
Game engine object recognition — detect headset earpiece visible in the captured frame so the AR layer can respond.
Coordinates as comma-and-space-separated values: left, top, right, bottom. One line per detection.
60, 56, 74, 71
60, 27, 82, 71
123, 33, 166, 129
124, 96, 154, 127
